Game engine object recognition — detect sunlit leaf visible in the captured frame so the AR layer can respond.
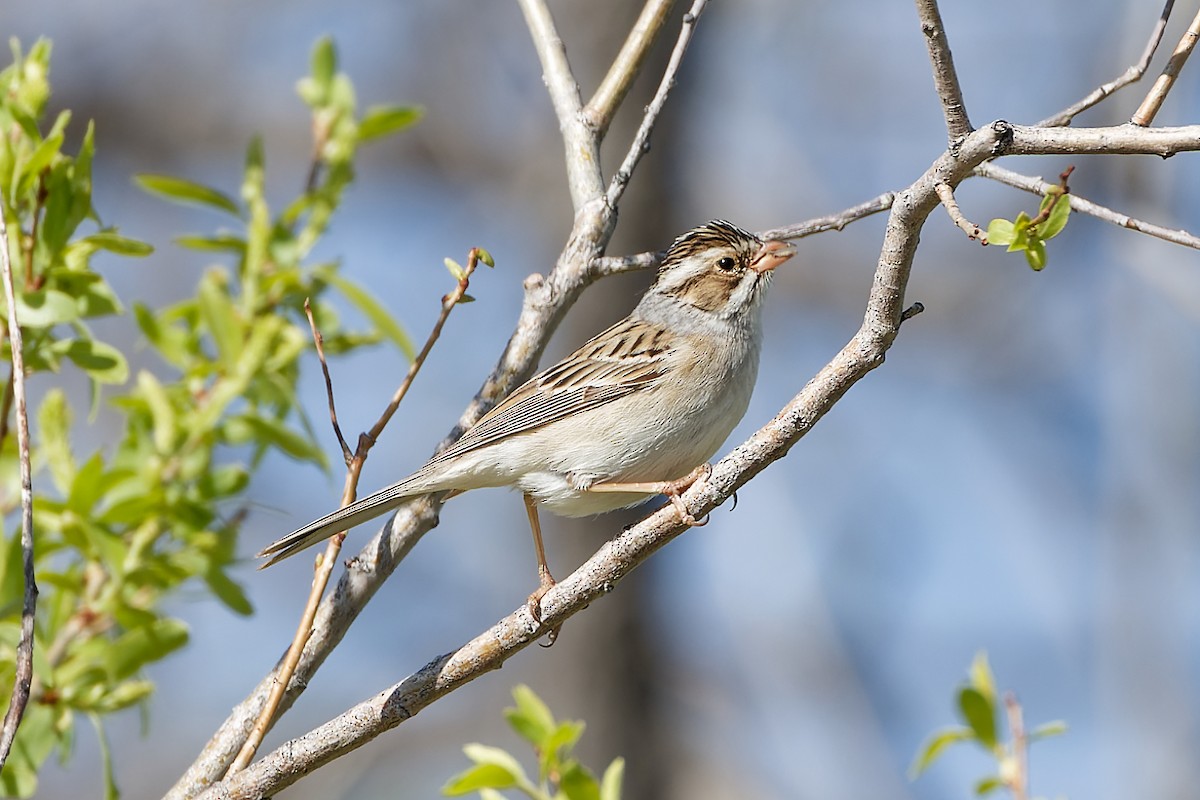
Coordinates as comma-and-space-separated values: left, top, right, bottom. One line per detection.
1038, 194, 1071, 240
958, 687, 997, 750
1029, 720, 1068, 741
599, 757, 625, 800
505, 684, 556, 747
317, 267, 414, 359
908, 726, 973, 778
357, 104, 424, 142
134, 174, 240, 216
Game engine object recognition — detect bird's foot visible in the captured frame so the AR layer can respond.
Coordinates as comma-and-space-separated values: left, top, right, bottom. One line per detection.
662, 464, 712, 526
527, 567, 561, 646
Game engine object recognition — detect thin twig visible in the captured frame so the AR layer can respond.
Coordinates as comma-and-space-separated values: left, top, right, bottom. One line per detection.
304, 299, 351, 462
0, 204, 38, 771
588, 192, 898, 280
1038, 0, 1174, 127
1022, 165, 1073, 234
975, 162, 1200, 250
915, 0, 973, 142
606, 0, 709, 209
226, 249, 486, 775
584, 0, 678, 136
1132, 4, 1200, 126
934, 182, 987, 243
517, 0, 603, 209
1004, 693, 1029, 800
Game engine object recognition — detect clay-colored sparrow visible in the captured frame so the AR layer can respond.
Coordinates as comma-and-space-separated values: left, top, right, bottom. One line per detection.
259, 220, 795, 617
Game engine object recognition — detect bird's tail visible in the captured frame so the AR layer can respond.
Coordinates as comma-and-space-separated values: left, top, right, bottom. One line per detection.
257, 480, 428, 568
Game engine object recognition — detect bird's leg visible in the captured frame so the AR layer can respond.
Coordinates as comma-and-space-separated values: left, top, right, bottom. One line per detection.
523, 493, 557, 624
586, 463, 712, 526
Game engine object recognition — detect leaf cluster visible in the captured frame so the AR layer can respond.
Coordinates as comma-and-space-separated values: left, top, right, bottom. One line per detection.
443, 685, 625, 800
0, 37, 419, 797
987, 185, 1072, 271
909, 652, 1067, 797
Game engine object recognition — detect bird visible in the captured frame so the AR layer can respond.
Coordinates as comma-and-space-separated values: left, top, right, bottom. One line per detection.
258, 220, 795, 623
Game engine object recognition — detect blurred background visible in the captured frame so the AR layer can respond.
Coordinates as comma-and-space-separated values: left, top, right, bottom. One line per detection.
6, 0, 1200, 797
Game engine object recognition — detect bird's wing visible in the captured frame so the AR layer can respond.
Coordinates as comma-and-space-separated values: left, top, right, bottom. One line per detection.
430, 317, 673, 462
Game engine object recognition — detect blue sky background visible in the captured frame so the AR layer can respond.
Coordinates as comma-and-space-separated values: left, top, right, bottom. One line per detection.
5, 1, 1200, 798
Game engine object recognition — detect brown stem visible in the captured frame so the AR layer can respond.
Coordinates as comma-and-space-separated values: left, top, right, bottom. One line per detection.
1131, 4, 1200, 126
226, 248, 485, 775
303, 299, 351, 462
0, 200, 38, 771
1004, 693, 1029, 800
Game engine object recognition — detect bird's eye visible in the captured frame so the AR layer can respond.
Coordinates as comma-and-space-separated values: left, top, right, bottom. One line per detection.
716, 256, 737, 271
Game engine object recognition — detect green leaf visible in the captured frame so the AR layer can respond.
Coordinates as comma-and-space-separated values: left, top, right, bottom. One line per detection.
1025, 239, 1047, 271
1038, 194, 1071, 240
66, 452, 107, 515
506, 684, 556, 747
1029, 720, 1068, 741
318, 268, 414, 359
958, 687, 997, 750
559, 761, 601, 800
444, 257, 465, 280
134, 174, 240, 216
463, 743, 527, 778
57, 338, 129, 385
86, 714, 118, 800
137, 370, 177, 453
311, 36, 337, 96
441, 763, 519, 796
204, 567, 253, 616
197, 269, 242, 369
474, 247, 495, 268
969, 651, 996, 706
174, 233, 247, 254
599, 758, 624, 800
133, 303, 191, 369
974, 775, 1003, 796
81, 232, 154, 256
908, 726, 973, 778
986, 218, 1015, 247
15, 288, 81, 327
38, 389, 75, 494
357, 104, 424, 142
235, 413, 327, 466
107, 618, 189, 681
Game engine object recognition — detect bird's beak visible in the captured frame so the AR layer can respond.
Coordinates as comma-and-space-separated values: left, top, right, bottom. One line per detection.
750, 239, 797, 273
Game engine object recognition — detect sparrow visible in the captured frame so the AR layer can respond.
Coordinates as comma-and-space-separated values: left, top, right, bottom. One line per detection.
259, 220, 795, 621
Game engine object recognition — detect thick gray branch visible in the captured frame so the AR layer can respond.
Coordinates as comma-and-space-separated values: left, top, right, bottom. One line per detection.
915, 0, 973, 142
517, 0, 604, 208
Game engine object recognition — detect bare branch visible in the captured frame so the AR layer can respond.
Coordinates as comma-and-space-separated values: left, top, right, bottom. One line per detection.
584, 0, 678, 136
607, 0, 709, 209
192, 120, 1039, 800
760, 192, 897, 240
915, 0, 973, 141
226, 252, 488, 775
517, 0, 604, 208
935, 182, 987, 243
1132, 4, 1200, 127
1039, 0, 1175, 127
0, 206, 38, 770
975, 162, 1200, 250
1005, 122, 1200, 157
589, 192, 898, 280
